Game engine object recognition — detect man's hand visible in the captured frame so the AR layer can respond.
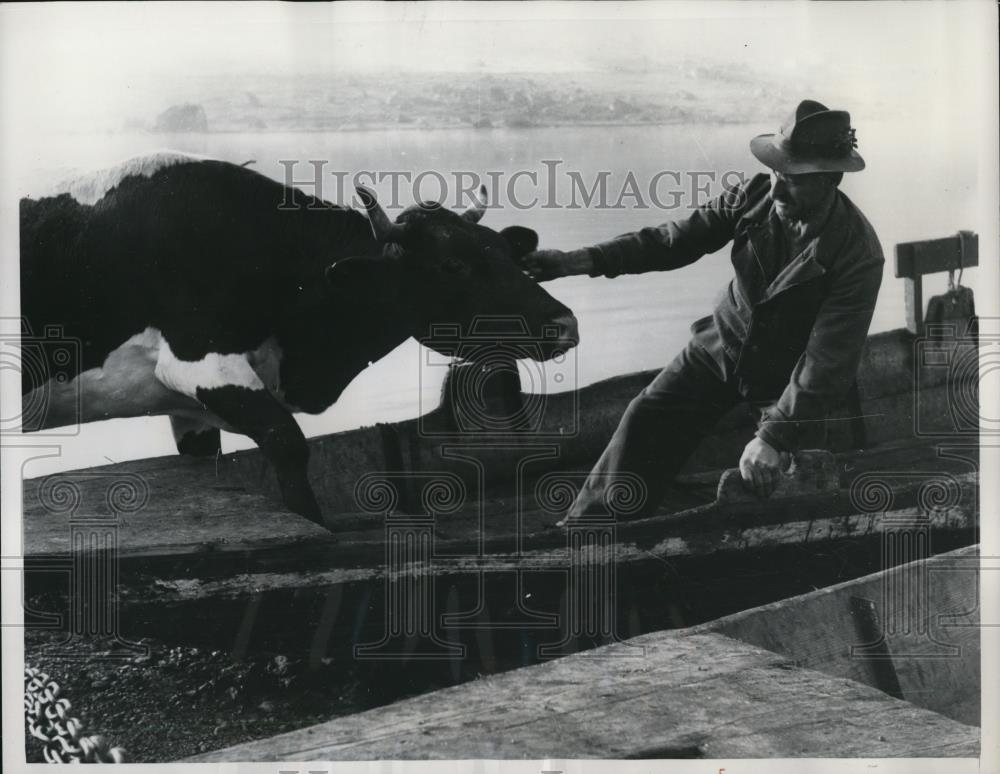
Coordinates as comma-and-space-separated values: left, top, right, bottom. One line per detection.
519, 249, 595, 281
739, 436, 791, 498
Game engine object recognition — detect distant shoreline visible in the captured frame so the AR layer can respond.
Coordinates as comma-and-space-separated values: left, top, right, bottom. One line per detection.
77, 118, 764, 138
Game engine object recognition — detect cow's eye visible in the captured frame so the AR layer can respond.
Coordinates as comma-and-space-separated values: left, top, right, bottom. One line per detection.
442, 257, 465, 274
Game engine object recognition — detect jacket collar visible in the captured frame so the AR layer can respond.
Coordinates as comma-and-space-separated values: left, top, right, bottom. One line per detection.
743, 189, 851, 301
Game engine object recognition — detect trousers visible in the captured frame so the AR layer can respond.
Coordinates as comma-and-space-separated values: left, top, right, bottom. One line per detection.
566, 338, 768, 521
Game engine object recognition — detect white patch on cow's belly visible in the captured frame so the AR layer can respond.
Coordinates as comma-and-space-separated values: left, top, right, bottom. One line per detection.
23, 327, 293, 432
84, 328, 203, 419
155, 333, 264, 398
26, 328, 200, 430
154, 331, 299, 410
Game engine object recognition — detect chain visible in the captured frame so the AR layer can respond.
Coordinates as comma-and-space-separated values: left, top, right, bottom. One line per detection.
24, 665, 126, 763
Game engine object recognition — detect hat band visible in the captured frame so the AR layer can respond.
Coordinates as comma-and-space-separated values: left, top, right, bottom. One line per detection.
774, 127, 858, 159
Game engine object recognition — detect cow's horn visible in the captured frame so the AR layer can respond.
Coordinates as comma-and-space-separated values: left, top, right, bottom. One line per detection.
356, 185, 408, 242
461, 184, 488, 223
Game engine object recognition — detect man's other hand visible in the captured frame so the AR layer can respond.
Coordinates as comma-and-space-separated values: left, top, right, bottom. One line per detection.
519, 249, 595, 281
739, 436, 792, 498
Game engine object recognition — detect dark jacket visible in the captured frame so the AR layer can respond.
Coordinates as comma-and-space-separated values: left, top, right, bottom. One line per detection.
584, 173, 885, 452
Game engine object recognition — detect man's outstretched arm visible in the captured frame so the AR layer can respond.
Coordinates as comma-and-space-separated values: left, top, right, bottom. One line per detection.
521, 174, 770, 280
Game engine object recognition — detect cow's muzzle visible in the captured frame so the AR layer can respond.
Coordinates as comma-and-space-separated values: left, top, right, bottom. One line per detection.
546, 313, 579, 358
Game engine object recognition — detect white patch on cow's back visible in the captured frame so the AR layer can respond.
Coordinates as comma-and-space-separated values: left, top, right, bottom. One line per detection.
35, 151, 213, 205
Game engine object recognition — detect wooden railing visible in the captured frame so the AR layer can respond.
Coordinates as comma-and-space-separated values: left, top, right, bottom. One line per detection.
895, 230, 978, 336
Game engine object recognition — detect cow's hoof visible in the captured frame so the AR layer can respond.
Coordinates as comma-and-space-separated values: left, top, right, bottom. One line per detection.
176, 428, 222, 457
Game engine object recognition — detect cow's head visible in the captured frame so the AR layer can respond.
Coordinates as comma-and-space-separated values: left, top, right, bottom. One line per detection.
327, 185, 578, 362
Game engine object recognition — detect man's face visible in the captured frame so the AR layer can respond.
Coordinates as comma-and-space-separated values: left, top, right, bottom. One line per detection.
770, 171, 836, 223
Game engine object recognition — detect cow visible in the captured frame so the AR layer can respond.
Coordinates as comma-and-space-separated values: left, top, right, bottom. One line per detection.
20, 152, 579, 527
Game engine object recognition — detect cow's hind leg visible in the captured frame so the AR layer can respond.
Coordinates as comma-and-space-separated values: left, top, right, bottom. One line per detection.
170, 416, 222, 457
155, 347, 322, 525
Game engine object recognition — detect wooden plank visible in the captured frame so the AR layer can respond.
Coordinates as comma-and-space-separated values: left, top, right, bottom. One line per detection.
894, 232, 977, 335
22, 437, 977, 578
185, 629, 979, 761
696, 545, 981, 725
75, 496, 971, 667
627, 469, 977, 549
895, 231, 978, 279
715, 449, 839, 505
137, 502, 975, 611
903, 276, 925, 336
21, 455, 334, 560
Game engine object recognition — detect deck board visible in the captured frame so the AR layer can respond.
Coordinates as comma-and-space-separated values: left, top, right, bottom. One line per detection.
696, 544, 981, 725
21, 455, 333, 559
185, 629, 979, 761
22, 438, 976, 565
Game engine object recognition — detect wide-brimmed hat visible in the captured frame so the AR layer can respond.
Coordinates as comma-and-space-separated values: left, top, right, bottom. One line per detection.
750, 99, 865, 174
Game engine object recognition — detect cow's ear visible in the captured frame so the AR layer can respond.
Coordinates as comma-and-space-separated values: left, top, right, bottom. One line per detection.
499, 226, 538, 259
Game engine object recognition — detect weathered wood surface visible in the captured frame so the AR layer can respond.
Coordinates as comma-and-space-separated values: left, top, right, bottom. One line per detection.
21, 455, 336, 559
894, 231, 977, 335
22, 438, 978, 591
896, 231, 978, 279
21, 319, 975, 561
185, 629, 979, 761
714, 448, 839, 504
134, 497, 975, 609
696, 545, 981, 726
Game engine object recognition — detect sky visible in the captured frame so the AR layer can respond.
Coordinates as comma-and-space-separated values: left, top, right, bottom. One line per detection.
1, 2, 987, 74
0, 1, 995, 134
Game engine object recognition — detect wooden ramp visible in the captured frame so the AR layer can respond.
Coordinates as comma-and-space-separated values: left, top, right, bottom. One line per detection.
186, 546, 982, 761
186, 628, 978, 761
22, 438, 977, 573
697, 544, 982, 726
21, 440, 978, 661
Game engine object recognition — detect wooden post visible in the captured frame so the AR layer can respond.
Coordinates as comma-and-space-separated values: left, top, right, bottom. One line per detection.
901, 274, 924, 337
894, 231, 978, 336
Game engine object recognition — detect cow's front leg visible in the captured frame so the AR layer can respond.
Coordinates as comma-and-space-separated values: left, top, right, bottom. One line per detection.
155, 347, 322, 525
197, 386, 322, 524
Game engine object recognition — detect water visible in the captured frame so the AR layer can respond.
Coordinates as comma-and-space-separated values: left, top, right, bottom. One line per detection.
16, 123, 980, 474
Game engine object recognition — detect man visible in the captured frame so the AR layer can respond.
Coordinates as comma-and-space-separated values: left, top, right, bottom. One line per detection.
522, 100, 884, 521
